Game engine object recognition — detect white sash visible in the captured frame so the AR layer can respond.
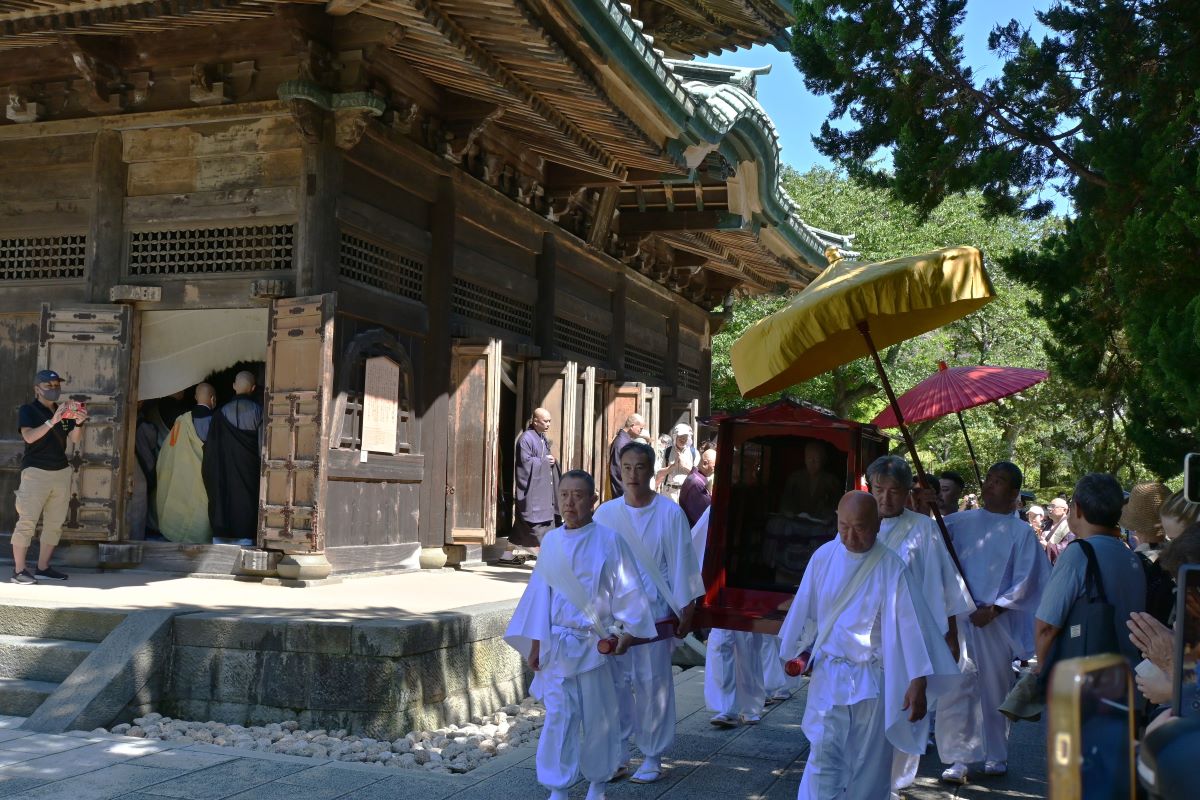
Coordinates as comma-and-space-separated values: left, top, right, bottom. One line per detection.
879, 510, 923, 553
801, 540, 890, 658
532, 531, 611, 640
610, 500, 685, 620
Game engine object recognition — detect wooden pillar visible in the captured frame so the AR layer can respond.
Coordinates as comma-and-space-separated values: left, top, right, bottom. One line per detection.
294, 133, 342, 296
665, 307, 680, 391
610, 267, 627, 378
86, 130, 126, 303
699, 347, 713, 417
419, 174, 455, 563
534, 232, 557, 358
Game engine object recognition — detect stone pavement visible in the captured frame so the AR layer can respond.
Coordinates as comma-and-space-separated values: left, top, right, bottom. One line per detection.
0, 667, 1047, 799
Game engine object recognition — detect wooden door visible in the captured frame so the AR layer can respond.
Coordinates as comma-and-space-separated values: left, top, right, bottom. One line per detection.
447, 339, 501, 544
603, 381, 646, 500
576, 366, 596, 479
260, 294, 335, 553
642, 384, 661, 441
528, 360, 578, 471
38, 304, 136, 541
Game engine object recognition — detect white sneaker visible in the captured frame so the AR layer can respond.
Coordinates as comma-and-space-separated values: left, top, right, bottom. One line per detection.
983, 760, 1007, 776
941, 763, 968, 784
709, 712, 738, 729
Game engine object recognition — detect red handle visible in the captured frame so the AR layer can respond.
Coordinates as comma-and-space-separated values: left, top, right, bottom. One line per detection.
784, 651, 811, 677
597, 636, 619, 655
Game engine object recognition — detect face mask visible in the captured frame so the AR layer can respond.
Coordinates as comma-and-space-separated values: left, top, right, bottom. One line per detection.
41, 388, 61, 402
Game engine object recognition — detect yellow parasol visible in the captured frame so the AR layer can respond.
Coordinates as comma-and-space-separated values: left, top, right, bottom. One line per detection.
732, 245, 993, 397
730, 245, 994, 599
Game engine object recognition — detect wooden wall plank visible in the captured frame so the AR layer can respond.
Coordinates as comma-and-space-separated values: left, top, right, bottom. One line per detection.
126, 151, 302, 197
124, 187, 298, 226
121, 117, 302, 163
453, 244, 537, 297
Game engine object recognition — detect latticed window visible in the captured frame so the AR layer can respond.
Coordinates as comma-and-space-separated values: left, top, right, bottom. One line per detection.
338, 232, 424, 302
451, 278, 533, 337
625, 345, 665, 382
554, 316, 609, 363
127, 225, 294, 276
678, 364, 702, 392
0, 235, 86, 281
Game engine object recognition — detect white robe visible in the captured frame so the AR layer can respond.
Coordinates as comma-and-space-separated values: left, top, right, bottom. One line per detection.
594, 494, 705, 758
691, 508, 767, 719
504, 521, 657, 789
879, 509, 976, 790
777, 538, 959, 800
936, 509, 1050, 765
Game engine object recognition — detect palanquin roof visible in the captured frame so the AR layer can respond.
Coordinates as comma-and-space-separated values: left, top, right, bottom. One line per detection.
0, 0, 852, 298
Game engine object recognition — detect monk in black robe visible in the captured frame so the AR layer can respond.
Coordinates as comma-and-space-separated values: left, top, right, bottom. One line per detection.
201, 371, 262, 545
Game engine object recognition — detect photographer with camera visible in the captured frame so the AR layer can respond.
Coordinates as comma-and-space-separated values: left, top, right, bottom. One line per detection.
11, 369, 87, 584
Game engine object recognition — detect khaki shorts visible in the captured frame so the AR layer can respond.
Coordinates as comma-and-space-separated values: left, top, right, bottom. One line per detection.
12, 467, 73, 547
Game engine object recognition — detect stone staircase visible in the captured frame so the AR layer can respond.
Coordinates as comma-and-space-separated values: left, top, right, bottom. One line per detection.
0, 603, 127, 718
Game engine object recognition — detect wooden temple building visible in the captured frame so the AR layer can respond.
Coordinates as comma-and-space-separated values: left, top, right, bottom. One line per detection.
0, 0, 850, 581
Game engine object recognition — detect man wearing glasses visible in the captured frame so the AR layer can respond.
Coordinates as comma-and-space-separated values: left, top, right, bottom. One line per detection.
11, 369, 87, 584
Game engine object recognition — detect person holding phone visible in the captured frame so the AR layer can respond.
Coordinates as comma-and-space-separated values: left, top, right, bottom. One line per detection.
11, 369, 87, 584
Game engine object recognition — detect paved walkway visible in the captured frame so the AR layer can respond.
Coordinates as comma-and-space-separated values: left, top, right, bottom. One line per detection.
0, 669, 1047, 799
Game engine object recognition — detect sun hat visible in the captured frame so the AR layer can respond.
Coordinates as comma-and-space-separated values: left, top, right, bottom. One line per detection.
1120, 481, 1172, 533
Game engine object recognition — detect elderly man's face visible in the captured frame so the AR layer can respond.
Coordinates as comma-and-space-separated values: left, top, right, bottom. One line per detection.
628, 417, 645, 436
838, 495, 881, 554
871, 475, 909, 519
532, 410, 552, 434
1028, 510, 1044, 529
698, 449, 716, 477
1048, 499, 1069, 521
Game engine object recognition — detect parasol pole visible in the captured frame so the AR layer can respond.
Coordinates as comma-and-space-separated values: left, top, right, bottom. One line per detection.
955, 411, 984, 487
856, 321, 974, 599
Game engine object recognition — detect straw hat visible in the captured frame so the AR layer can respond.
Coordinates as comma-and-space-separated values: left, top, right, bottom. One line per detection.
1119, 481, 1172, 533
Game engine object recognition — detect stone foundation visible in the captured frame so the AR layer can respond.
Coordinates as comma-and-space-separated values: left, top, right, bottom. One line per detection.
160, 600, 527, 739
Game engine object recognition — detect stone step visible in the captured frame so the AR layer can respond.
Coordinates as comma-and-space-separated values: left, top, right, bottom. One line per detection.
0, 635, 98, 683
0, 677, 58, 718
0, 602, 125, 643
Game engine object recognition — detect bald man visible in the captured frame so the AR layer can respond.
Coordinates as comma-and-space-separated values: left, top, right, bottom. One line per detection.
157, 383, 218, 543
201, 371, 263, 545
608, 413, 645, 499
777, 491, 959, 800
501, 407, 559, 565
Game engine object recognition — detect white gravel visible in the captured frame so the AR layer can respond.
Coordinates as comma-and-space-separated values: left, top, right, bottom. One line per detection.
105, 698, 545, 775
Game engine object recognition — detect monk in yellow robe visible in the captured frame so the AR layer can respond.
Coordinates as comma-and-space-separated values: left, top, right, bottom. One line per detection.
156, 383, 216, 543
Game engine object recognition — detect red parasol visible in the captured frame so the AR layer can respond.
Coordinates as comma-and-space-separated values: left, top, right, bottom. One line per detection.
871, 362, 1048, 484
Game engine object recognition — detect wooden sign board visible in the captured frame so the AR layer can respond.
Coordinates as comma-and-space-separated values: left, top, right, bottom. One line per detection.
362, 356, 400, 454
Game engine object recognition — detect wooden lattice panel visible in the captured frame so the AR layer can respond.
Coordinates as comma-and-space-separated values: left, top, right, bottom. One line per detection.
624, 344, 665, 383
0, 234, 86, 281
127, 224, 294, 276
338, 231, 424, 302
678, 364, 701, 392
554, 316, 609, 363
451, 277, 533, 337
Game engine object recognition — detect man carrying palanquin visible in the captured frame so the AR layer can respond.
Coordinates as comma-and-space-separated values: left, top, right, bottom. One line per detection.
865, 455, 975, 797
505, 469, 656, 800
594, 441, 705, 784
936, 461, 1050, 784
777, 491, 958, 799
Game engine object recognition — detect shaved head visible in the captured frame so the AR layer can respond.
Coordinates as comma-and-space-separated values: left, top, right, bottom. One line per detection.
837, 490, 881, 553
233, 371, 255, 395
195, 383, 216, 408
531, 407, 552, 434
699, 448, 717, 477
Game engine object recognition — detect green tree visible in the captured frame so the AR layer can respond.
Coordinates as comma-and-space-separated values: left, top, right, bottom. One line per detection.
788, 0, 1200, 478
712, 167, 1152, 493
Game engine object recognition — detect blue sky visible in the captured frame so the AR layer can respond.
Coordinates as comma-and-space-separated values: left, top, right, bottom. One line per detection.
701, 0, 1052, 178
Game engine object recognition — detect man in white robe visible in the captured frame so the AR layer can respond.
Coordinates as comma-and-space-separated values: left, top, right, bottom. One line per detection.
505, 470, 657, 800
594, 441, 705, 783
778, 491, 959, 800
936, 461, 1050, 784
691, 507, 767, 727
866, 455, 976, 796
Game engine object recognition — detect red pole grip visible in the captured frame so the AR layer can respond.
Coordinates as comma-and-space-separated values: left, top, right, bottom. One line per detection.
784, 651, 811, 677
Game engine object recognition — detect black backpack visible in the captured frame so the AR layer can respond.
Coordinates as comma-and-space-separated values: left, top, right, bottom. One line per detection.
1136, 551, 1175, 624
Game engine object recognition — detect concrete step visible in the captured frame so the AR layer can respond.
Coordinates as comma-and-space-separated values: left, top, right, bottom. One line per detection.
0, 677, 58, 718
0, 635, 98, 683
0, 602, 125, 643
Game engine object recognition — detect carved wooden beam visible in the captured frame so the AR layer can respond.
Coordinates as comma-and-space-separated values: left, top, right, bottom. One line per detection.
326, 0, 373, 15
618, 210, 743, 236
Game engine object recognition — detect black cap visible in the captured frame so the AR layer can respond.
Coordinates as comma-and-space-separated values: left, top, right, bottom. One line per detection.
34, 369, 62, 383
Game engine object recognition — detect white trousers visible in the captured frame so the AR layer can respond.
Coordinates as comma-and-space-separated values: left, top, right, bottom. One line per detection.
537, 665, 623, 789
704, 629, 766, 717
761, 634, 802, 697
936, 615, 1013, 764
890, 750, 921, 792
798, 697, 890, 800
614, 638, 676, 758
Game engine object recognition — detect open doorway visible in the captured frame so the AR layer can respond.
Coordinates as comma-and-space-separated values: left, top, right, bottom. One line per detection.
496, 358, 522, 541
132, 310, 268, 546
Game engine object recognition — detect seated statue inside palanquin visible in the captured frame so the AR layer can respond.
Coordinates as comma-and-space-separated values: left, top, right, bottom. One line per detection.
765, 439, 842, 584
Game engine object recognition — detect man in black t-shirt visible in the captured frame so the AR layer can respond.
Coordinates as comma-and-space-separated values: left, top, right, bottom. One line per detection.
12, 369, 87, 584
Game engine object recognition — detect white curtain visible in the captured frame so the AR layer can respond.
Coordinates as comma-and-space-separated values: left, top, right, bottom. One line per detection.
138, 309, 268, 400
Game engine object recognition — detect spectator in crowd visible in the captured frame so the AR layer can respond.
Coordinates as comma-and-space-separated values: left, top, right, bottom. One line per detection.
1121, 482, 1172, 560
1026, 505, 1045, 539
679, 448, 715, 527
656, 423, 698, 503
1035, 474, 1146, 679
1045, 497, 1074, 563
1160, 490, 1200, 542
